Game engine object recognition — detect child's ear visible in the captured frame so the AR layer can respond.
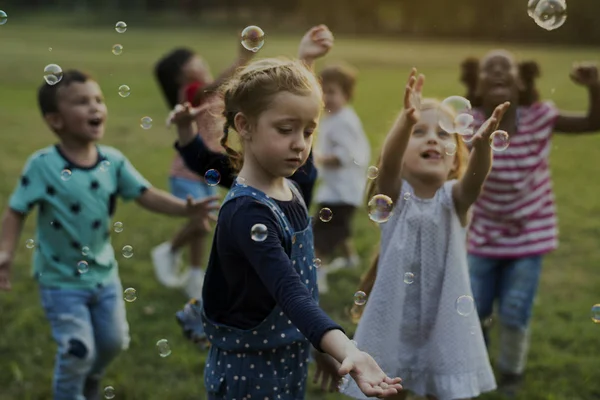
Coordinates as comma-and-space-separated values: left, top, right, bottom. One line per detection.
44, 113, 64, 132
234, 112, 253, 140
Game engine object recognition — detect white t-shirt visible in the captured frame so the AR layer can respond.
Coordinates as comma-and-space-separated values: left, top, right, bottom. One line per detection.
314, 106, 371, 207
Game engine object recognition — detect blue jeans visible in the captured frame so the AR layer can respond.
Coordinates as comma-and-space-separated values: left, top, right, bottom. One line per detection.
40, 279, 130, 400
468, 254, 543, 331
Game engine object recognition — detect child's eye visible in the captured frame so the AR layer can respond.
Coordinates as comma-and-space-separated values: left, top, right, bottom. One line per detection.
304, 130, 314, 137
278, 127, 293, 134
438, 131, 451, 138
413, 128, 425, 135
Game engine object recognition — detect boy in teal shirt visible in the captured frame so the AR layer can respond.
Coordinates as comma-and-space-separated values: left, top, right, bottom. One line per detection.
0, 70, 218, 400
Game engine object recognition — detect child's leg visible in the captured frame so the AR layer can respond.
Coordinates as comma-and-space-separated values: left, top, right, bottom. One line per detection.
87, 279, 130, 384
39, 286, 97, 400
496, 255, 543, 376
467, 254, 502, 347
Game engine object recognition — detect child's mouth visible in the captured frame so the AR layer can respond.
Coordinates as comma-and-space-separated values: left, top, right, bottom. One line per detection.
88, 118, 103, 127
421, 150, 441, 160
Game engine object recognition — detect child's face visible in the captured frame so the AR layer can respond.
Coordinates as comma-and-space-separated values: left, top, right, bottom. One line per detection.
478, 50, 521, 107
181, 55, 212, 85
244, 91, 321, 178
402, 108, 457, 184
322, 81, 348, 113
47, 80, 107, 143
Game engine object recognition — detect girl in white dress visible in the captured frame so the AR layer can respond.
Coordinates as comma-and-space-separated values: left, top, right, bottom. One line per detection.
338, 69, 509, 400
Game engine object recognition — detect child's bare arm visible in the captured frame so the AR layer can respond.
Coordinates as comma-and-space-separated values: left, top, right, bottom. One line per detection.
377, 69, 423, 204
0, 209, 26, 291
452, 102, 510, 223
136, 187, 218, 219
297, 25, 334, 70
555, 62, 600, 133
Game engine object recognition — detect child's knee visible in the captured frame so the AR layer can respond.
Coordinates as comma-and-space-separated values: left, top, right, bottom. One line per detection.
59, 337, 96, 373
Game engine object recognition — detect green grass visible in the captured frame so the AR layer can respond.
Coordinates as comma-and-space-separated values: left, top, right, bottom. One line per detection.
1, 20, 599, 400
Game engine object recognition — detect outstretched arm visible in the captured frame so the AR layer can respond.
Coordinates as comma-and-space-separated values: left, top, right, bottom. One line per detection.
555, 62, 600, 133
297, 25, 334, 70
0, 209, 26, 291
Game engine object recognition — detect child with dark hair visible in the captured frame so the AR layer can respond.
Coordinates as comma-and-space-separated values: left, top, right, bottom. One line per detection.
152, 42, 254, 298
0, 70, 218, 400
459, 50, 600, 397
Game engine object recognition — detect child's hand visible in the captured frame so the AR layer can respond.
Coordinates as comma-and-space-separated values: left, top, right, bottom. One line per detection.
298, 25, 334, 63
339, 349, 403, 397
401, 68, 425, 127
470, 101, 510, 150
313, 350, 343, 392
570, 62, 600, 87
0, 251, 13, 291
185, 195, 220, 232
166, 102, 200, 128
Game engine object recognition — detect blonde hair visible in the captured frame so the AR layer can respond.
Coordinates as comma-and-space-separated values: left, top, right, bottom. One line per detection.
350, 98, 469, 323
219, 57, 323, 172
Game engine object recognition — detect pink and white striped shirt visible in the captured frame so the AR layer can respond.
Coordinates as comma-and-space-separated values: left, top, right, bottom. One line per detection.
467, 101, 560, 258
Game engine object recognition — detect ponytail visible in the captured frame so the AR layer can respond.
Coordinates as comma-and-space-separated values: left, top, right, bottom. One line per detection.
220, 106, 243, 172
518, 61, 541, 106
460, 57, 482, 107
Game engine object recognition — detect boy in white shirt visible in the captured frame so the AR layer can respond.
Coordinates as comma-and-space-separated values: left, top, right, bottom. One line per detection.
314, 63, 371, 293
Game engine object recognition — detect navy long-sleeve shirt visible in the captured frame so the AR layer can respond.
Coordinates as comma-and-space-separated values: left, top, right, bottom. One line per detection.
175, 136, 317, 208
202, 185, 342, 351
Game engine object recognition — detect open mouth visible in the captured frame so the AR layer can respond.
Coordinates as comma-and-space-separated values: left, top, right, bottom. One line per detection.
421, 150, 442, 160
88, 117, 103, 127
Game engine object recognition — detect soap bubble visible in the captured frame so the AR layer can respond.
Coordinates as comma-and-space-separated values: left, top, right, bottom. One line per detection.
115, 21, 127, 33
241, 25, 265, 52
531, 0, 567, 31
25, 239, 35, 249
124, 287, 137, 302
77, 260, 89, 274
118, 85, 130, 98
313, 258, 322, 268
60, 169, 72, 181
104, 386, 115, 399
319, 208, 333, 222
81, 246, 90, 256
0, 10, 7, 25
44, 64, 63, 86
490, 130, 510, 151
251, 224, 268, 242
354, 291, 367, 306
367, 194, 393, 223
112, 44, 123, 55
204, 169, 221, 186
140, 116, 152, 129
444, 142, 457, 156
113, 222, 123, 233
403, 192, 411, 201
438, 96, 472, 134
367, 166, 379, 180
591, 304, 600, 323
99, 160, 111, 172
456, 295, 475, 316
122, 245, 133, 259
156, 339, 171, 357
403, 272, 415, 285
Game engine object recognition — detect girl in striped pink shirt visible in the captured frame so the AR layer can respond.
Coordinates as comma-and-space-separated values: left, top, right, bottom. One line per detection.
460, 50, 600, 397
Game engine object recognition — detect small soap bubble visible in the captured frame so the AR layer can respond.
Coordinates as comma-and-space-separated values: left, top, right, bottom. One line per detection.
403, 192, 411, 201
44, 64, 63, 86
313, 258, 322, 268
118, 85, 130, 98
531, 0, 567, 31
60, 169, 72, 181
454, 113, 475, 135
156, 339, 171, 357
104, 386, 115, 399
113, 221, 123, 233
99, 160, 111, 172
115, 21, 127, 33
124, 287, 137, 302
591, 304, 600, 323
490, 130, 510, 151
81, 246, 90, 256
48, 47, 52, 52
444, 142, 457, 156
0, 10, 7, 25
250, 224, 268, 242
204, 169, 221, 186
77, 260, 89, 274
241, 25, 265, 52
25, 239, 35, 249
438, 96, 472, 134
354, 291, 367, 306
380, 382, 389, 390
112, 44, 123, 55
368, 194, 393, 223
122, 245, 133, 259
403, 272, 415, 285
140, 116, 152, 129
236, 177, 247, 187
318, 208, 333, 222
367, 166, 379, 180
456, 295, 475, 316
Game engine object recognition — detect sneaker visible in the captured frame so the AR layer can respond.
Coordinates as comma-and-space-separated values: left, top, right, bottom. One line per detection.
182, 268, 205, 299
327, 257, 349, 272
498, 372, 524, 398
175, 298, 210, 349
151, 242, 182, 288
347, 254, 360, 268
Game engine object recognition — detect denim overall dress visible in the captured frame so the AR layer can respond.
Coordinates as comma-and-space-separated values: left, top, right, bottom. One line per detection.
203, 179, 319, 400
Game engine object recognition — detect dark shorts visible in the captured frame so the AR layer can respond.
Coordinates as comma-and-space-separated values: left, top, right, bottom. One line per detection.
312, 203, 356, 256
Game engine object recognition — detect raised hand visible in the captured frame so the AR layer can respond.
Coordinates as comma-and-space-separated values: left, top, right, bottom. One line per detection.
339, 349, 403, 398
298, 25, 334, 63
185, 195, 220, 233
401, 68, 425, 126
0, 251, 13, 291
313, 350, 343, 393
166, 102, 201, 128
471, 101, 510, 150
570, 62, 599, 87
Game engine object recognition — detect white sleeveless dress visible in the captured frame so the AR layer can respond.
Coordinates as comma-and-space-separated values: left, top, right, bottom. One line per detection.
340, 180, 496, 400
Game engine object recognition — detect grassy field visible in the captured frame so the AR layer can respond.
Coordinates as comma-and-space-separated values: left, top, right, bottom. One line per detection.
0, 18, 599, 400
